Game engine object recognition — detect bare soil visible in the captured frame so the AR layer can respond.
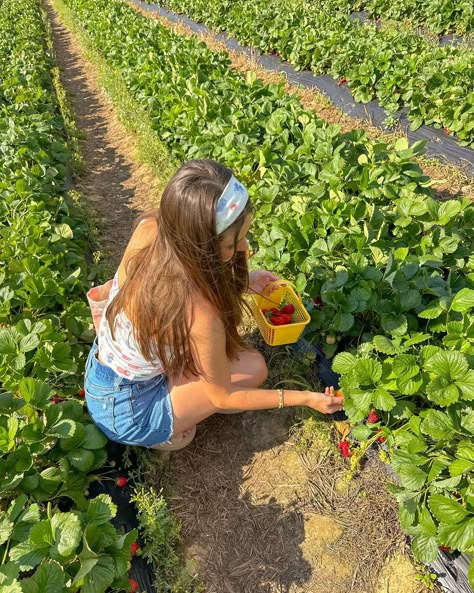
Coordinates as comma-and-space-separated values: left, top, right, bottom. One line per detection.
45, 0, 162, 266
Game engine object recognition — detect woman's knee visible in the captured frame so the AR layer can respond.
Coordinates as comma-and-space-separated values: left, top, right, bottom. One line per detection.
247, 350, 268, 387
231, 348, 268, 388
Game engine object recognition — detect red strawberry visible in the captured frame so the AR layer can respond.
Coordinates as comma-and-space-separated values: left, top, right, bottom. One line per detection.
337, 77, 347, 86
78, 388, 85, 397
129, 578, 139, 592
51, 394, 64, 404
367, 410, 379, 424
312, 296, 322, 307
444, 127, 451, 136
377, 429, 386, 443
116, 476, 128, 487
338, 440, 353, 457
130, 542, 140, 556
281, 303, 295, 314
269, 315, 286, 326
439, 545, 451, 552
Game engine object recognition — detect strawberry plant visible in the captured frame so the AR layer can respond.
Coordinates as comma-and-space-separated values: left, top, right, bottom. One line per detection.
0, 493, 137, 593
350, 0, 474, 35
0, 378, 109, 507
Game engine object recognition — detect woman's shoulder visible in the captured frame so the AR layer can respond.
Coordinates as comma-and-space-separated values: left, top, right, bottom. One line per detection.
118, 217, 158, 286
188, 292, 223, 334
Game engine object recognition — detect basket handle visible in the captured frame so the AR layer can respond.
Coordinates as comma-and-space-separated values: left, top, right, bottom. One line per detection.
261, 279, 303, 302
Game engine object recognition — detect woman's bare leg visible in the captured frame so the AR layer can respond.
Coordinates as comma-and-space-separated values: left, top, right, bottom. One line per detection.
168, 349, 268, 435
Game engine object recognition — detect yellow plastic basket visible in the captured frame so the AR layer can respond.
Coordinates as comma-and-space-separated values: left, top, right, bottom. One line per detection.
250, 280, 311, 346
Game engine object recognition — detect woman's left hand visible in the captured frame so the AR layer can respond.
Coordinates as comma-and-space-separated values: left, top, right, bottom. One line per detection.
248, 270, 279, 295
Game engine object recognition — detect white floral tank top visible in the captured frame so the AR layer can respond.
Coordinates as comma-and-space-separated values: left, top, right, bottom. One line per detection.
97, 271, 165, 380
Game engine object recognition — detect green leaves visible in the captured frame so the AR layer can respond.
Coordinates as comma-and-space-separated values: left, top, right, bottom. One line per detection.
398, 465, 428, 491
420, 410, 455, 440
85, 495, 117, 526
429, 494, 468, 524
424, 351, 474, 405
20, 560, 65, 593
438, 518, 474, 552
450, 288, 474, 313
332, 352, 357, 374
19, 379, 51, 409
353, 358, 382, 386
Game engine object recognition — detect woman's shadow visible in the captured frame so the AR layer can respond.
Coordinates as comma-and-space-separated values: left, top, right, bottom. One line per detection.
163, 407, 314, 593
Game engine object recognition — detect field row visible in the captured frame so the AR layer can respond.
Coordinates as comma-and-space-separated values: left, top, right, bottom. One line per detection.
349, 0, 474, 35
146, 0, 474, 146
0, 1, 138, 591
62, 0, 474, 577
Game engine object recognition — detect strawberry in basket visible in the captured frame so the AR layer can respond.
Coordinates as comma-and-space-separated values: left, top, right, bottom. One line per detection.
262, 303, 295, 326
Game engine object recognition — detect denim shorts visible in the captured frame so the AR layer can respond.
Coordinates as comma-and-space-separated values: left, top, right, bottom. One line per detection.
84, 341, 174, 447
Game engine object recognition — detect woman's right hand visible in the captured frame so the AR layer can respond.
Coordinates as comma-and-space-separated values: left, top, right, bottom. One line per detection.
305, 388, 344, 414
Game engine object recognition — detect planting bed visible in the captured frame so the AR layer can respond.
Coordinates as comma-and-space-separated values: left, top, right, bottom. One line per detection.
141, 0, 474, 148
133, 0, 474, 175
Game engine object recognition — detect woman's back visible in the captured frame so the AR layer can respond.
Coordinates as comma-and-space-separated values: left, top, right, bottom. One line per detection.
98, 218, 164, 380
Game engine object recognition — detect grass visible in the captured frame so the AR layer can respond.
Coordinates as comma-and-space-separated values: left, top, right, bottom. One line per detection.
124, 448, 204, 592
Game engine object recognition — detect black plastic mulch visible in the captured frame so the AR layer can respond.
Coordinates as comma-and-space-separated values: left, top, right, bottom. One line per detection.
89, 442, 156, 593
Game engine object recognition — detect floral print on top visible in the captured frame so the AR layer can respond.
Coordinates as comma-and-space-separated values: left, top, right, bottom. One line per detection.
97, 271, 165, 380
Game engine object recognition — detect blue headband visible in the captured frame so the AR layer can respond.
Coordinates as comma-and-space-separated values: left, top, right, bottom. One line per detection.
215, 175, 249, 234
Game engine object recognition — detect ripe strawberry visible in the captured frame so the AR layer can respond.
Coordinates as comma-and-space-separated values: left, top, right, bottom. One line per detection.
444, 127, 451, 135
78, 388, 85, 397
377, 429, 386, 443
335, 389, 344, 397
269, 315, 286, 326
116, 476, 128, 487
367, 410, 379, 424
338, 440, 353, 457
337, 77, 347, 86
312, 296, 322, 307
281, 303, 295, 314
129, 578, 139, 592
439, 545, 451, 552
130, 542, 140, 556
51, 394, 64, 404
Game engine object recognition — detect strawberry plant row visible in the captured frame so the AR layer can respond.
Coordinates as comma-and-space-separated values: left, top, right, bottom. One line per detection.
144, 0, 474, 146
349, 0, 474, 35
61, 0, 474, 578
0, 1, 138, 591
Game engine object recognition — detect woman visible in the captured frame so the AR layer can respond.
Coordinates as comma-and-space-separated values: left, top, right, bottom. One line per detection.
84, 160, 344, 450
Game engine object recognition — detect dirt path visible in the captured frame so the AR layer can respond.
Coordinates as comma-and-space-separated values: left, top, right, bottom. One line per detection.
45, 3, 432, 593
45, 0, 161, 266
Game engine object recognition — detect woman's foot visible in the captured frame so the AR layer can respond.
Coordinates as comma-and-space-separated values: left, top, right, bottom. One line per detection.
151, 425, 196, 451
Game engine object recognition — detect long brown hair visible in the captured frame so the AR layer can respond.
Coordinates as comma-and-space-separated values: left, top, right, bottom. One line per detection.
106, 160, 252, 376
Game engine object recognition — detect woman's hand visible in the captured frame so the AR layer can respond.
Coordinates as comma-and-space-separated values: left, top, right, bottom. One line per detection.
305, 389, 344, 414
248, 269, 279, 295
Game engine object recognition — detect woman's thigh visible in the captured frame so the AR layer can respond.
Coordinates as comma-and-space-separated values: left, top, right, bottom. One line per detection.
168, 349, 268, 435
